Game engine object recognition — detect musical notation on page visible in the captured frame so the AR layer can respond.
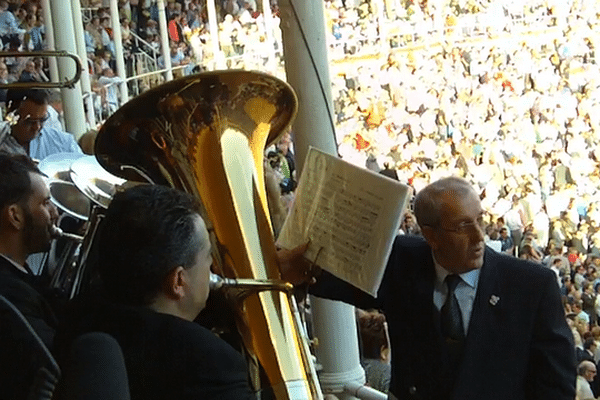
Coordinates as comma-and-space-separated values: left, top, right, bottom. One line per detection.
277, 147, 412, 296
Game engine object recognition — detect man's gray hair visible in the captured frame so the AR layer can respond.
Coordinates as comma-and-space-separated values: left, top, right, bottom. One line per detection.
413, 176, 476, 228
578, 360, 595, 376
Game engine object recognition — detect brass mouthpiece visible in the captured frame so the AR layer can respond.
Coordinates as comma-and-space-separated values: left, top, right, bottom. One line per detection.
208, 273, 237, 291
51, 226, 84, 243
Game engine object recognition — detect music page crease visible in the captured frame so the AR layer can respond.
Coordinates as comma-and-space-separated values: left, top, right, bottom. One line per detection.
277, 147, 412, 296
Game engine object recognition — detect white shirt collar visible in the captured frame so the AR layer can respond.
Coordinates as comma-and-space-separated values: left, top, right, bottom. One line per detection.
0, 253, 29, 274
433, 254, 481, 290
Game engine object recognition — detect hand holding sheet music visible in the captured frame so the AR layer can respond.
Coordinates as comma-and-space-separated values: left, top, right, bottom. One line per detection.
277, 148, 412, 296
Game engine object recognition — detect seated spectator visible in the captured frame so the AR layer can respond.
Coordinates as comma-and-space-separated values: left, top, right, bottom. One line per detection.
85, 16, 103, 54
45, 89, 64, 132
399, 211, 420, 236
158, 42, 192, 76
0, 60, 14, 105
519, 243, 543, 263
0, 88, 82, 160
357, 309, 391, 393
0, 0, 25, 47
145, 18, 158, 39
484, 224, 502, 252
55, 185, 256, 400
576, 361, 597, 400
99, 16, 115, 56
3, 35, 25, 75
32, 57, 49, 82
168, 12, 183, 43
97, 67, 124, 116
574, 300, 591, 327
19, 59, 38, 82
23, 13, 43, 51
499, 227, 514, 255
579, 337, 597, 363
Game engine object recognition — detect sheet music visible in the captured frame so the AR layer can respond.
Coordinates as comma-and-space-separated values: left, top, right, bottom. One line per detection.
277, 147, 412, 296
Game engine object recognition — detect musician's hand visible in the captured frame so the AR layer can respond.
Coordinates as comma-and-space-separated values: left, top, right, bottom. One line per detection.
277, 242, 317, 286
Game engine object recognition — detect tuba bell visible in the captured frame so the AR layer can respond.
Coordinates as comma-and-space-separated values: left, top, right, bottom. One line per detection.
94, 70, 322, 399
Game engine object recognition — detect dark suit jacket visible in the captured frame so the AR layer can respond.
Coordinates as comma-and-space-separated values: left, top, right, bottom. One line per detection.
55, 298, 255, 400
311, 235, 576, 400
0, 256, 58, 400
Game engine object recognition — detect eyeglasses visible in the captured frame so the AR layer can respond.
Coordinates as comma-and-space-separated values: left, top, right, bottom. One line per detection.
20, 114, 49, 127
428, 216, 485, 234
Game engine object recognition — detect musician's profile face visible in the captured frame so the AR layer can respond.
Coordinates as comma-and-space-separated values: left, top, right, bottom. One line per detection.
22, 172, 58, 255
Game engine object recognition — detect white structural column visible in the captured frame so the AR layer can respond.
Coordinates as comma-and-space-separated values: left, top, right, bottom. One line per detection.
206, 0, 225, 69
40, 0, 58, 82
279, 1, 384, 399
109, 0, 128, 104
261, 0, 274, 69
157, 0, 173, 81
49, 0, 87, 139
70, 0, 96, 128
310, 297, 364, 400
278, 0, 336, 161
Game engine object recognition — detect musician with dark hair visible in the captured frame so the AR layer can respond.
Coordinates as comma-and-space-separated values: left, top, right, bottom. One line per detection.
55, 184, 255, 400
0, 153, 60, 399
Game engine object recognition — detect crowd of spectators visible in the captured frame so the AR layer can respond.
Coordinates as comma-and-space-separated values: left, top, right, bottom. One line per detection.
319, 0, 600, 394
331, 2, 600, 267
0, 0, 286, 123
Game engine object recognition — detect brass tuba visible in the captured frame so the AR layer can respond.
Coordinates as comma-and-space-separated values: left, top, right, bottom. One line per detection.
94, 70, 322, 399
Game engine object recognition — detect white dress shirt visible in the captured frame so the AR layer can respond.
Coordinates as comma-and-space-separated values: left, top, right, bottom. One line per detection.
433, 259, 481, 335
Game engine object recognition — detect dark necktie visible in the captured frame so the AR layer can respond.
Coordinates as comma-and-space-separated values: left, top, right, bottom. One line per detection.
441, 274, 465, 341
441, 274, 465, 379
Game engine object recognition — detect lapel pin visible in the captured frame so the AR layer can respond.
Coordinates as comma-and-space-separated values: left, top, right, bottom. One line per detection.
489, 295, 500, 306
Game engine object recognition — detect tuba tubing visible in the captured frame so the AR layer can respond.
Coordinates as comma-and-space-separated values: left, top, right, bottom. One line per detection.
94, 71, 322, 399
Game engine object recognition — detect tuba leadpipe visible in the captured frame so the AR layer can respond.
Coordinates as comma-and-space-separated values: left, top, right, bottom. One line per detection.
209, 272, 293, 292
0, 51, 82, 89
94, 70, 323, 399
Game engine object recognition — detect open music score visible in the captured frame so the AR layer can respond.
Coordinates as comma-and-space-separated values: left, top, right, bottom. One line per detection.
277, 147, 412, 296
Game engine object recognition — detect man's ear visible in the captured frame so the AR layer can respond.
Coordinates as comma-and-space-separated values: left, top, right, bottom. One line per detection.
165, 266, 187, 300
420, 225, 439, 251
5, 203, 25, 231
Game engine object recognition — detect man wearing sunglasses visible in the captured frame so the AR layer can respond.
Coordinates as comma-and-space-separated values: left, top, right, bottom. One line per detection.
0, 88, 81, 160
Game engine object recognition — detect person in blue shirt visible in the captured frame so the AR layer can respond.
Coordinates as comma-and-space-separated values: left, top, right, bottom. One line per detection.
0, 0, 25, 47
0, 88, 82, 160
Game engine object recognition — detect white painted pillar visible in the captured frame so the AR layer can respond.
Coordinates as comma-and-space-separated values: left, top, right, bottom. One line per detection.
310, 297, 365, 400
110, 0, 129, 103
49, 0, 87, 139
207, 0, 225, 69
70, 0, 96, 128
278, 1, 371, 399
261, 0, 275, 69
279, 0, 336, 164
157, 0, 173, 81
41, 0, 58, 82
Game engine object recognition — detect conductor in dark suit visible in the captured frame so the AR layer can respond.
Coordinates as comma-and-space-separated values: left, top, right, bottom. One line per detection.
308, 176, 576, 400
55, 185, 255, 400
